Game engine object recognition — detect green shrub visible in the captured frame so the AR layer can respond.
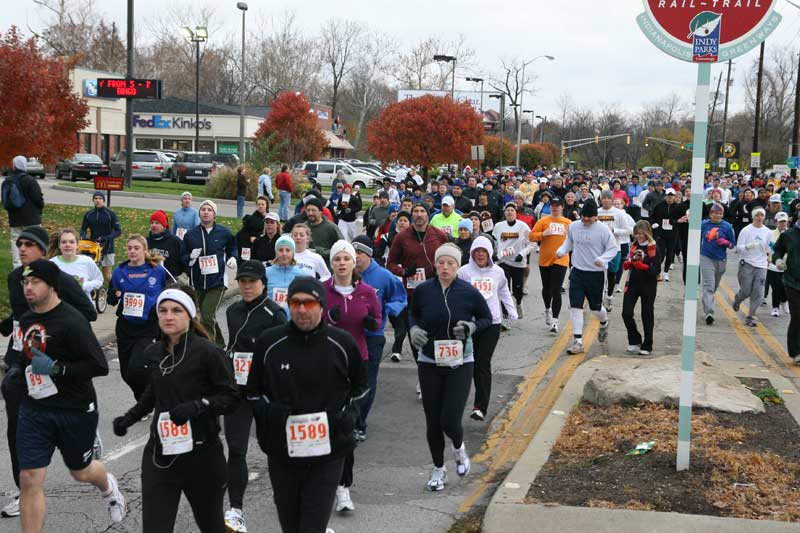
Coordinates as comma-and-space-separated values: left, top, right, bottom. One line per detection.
204, 166, 260, 200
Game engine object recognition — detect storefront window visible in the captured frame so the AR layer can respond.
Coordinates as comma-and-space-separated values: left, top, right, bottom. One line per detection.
197, 140, 215, 153
163, 139, 193, 152
83, 134, 92, 154
216, 142, 239, 155
136, 138, 161, 150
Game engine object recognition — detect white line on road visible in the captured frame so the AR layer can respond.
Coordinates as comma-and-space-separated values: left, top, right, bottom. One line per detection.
103, 434, 149, 463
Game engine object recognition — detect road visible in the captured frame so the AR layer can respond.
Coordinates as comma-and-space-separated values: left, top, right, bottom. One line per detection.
0, 232, 796, 532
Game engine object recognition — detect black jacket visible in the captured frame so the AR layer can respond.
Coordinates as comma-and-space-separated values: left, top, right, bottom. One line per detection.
453, 195, 473, 214
252, 232, 280, 264
123, 331, 239, 455
5, 170, 44, 227
649, 200, 683, 239
225, 292, 287, 390
246, 320, 367, 464
3, 267, 97, 366
80, 207, 122, 255
147, 229, 184, 279
235, 215, 264, 264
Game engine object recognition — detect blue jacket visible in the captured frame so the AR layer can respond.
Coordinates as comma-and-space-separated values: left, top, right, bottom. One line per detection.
108, 260, 167, 324
80, 207, 121, 255
257, 173, 274, 200
182, 224, 237, 290
626, 183, 643, 199
409, 276, 492, 364
359, 259, 407, 337
700, 219, 736, 261
266, 264, 308, 315
173, 207, 200, 234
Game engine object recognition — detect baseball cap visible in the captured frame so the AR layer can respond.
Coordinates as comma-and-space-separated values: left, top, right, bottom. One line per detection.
236, 260, 267, 281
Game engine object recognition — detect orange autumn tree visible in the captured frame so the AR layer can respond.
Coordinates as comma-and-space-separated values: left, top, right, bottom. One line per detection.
252, 91, 327, 164
0, 27, 89, 165
367, 95, 484, 168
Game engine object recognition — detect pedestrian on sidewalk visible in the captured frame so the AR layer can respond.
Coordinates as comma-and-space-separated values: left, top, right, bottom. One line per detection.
275, 164, 293, 222
3, 155, 44, 268
236, 166, 249, 219
700, 203, 736, 325
732, 207, 771, 327
772, 219, 800, 362
621, 220, 662, 356
258, 167, 274, 202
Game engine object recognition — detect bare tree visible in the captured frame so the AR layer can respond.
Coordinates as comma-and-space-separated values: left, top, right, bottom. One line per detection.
394, 35, 476, 91
488, 58, 539, 139
319, 18, 364, 120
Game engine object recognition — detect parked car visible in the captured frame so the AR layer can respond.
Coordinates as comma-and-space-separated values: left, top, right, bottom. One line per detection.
167, 152, 214, 183
55, 153, 109, 181
301, 161, 373, 189
110, 150, 168, 180
211, 153, 240, 168
26, 157, 45, 179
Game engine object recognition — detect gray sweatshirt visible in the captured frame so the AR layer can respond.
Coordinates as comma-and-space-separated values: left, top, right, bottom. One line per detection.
556, 220, 618, 272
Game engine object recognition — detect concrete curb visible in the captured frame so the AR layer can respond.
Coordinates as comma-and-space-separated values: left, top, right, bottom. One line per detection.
51, 184, 240, 205
483, 356, 800, 533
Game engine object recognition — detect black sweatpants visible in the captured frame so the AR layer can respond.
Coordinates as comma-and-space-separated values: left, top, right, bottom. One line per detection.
1, 365, 24, 488
621, 279, 657, 352
268, 456, 345, 533
658, 234, 677, 273
472, 325, 501, 414
501, 264, 525, 305
786, 286, 800, 358
141, 441, 228, 533
115, 318, 158, 400
224, 400, 253, 510
389, 309, 408, 355
615, 243, 629, 287
767, 270, 787, 308
418, 362, 473, 468
539, 264, 568, 318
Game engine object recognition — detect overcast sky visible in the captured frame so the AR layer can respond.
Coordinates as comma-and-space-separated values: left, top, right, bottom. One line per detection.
3, 0, 800, 122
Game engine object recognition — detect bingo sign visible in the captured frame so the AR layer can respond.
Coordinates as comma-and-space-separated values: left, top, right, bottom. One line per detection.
636, 0, 781, 63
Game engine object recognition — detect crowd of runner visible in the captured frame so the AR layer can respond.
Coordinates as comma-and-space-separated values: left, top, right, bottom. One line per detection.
2, 154, 800, 532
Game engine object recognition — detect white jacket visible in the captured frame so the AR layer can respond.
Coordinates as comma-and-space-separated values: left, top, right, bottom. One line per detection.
458, 236, 518, 324
492, 219, 533, 268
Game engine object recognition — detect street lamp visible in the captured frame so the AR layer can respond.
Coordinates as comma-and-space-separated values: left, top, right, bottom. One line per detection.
515, 55, 555, 167
489, 93, 505, 167
182, 26, 209, 152
536, 115, 547, 143
237, 2, 248, 163
433, 54, 457, 99
465, 76, 484, 112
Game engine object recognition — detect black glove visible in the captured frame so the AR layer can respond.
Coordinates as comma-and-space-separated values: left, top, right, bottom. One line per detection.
169, 400, 204, 426
404, 265, 417, 278
364, 315, 379, 331
515, 254, 524, 262
0, 317, 12, 337
113, 414, 135, 437
267, 401, 291, 431
328, 306, 341, 322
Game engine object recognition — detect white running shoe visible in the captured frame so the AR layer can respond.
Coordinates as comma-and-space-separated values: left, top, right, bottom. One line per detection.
626, 344, 641, 353
470, 409, 484, 421
453, 443, 471, 477
104, 473, 127, 523
1, 493, 19, 517
663, 273, 670, 282
615, 286, 622, 293
639, 349, 651, 356
225, 508, 247, 532
544, 308, 552, 326
549, 320, 559, 334
427, 466, 447, 491
772, 308, 780, 317
326, 530, 336, 533
416, 382, 422, 401
604, 295, 613, 311
390, 352, 401, 362
566, 340, 584, 354
335, 486, 354, 512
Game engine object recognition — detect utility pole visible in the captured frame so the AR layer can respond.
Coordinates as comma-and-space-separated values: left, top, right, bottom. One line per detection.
720, 60, 733, 171
123, 0, 134, 188
793, 50, 800, 179
706, 71, 724, 166
751, 42, 765, 177
237, 2, 248, 163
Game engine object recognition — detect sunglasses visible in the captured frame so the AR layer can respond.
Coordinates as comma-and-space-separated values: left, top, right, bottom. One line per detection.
288, 298, 321, 312
17, 240, 38, 248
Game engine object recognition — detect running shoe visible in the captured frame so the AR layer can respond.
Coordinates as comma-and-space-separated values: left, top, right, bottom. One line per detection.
761, 298, 768, 307
566, 340, 584, 354
104, 473, 127, 523
745, 317, 757, 327
453, 443, 471, 477
705, 314, 714, 325
416, 382, 422, 401
793, 354, 800, 364
783, 302, 791, 314
669, 264, 674, 271
626, 344, 641, 353
523, 286, 529, 295
604, 295, 613, 311
500, 321, 511, 331
560, 287, 566, 293
353, 430, 367, 442
598, 323, 608, 343
771, 308, 780, 317
326, 529, 336, 533
639, 349, 651, 356
732, 299, 740, 312
516, 302, 524, 319
470, 409, 485, 421
549, 320, 559, 334
335, 486, 354, 512
544, 308, 552, 326
1, 493, 19, 518
427, 466, 447, 491
224, 508, 247, 532
93, 431, 103, 460
615, 287, 622, 293
663, 273, 670, 282
390, 352, 402, 362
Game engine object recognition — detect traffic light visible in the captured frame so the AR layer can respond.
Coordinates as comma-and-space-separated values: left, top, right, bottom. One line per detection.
626, 135, 631, 145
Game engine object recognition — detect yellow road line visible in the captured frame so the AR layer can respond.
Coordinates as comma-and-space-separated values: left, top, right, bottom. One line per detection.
714, 291, 784, 374
459, 319, 600, 513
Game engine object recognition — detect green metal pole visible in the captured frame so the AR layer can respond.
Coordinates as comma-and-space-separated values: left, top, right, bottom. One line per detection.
676, 61, 711, 471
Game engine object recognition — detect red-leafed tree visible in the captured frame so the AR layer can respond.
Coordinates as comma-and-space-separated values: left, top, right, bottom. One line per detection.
367, 95, 484, 167
0, 27, 89, 165
252, 91, 327, 164
484, 135, 514, 168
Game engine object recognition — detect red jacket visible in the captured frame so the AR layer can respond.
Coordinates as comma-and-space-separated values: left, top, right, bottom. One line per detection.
275, 172, 293, 192
386, 225, 449, 296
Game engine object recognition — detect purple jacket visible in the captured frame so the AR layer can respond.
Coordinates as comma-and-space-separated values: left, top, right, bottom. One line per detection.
323, 279, 382, 360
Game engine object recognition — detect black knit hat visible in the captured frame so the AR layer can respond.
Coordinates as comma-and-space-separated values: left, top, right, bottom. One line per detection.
288, 277, 326, 306
22, 259, 60, 290
352, 235, 374, 257
17, 226, 49, 254
581, 200, 598, 217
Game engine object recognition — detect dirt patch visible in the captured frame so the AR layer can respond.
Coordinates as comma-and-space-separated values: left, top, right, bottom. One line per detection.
448, 507, 485, 533
526, 378, 800, 522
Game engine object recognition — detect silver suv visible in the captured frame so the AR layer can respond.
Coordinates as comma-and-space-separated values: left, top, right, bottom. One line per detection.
301, 161, 373, 188
110, 150, 169, 180
168, 152, 214, 183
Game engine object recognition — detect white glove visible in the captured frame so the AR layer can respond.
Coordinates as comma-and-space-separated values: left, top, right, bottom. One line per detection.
556, 249, 566, 259
776, 258, 787, 271
594, 259, 605, 268
409, 326, 429, 350
226, 257, 237, 269
745, 242, 757, 250
190, 248, 202, 260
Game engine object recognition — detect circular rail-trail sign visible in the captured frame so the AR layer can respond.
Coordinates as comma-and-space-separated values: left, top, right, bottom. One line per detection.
637, 0, 782, 63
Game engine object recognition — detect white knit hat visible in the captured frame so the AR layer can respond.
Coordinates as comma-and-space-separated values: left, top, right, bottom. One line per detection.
434, 242, 462, 264
199, 199, 217, 215
330, 240, 356, 263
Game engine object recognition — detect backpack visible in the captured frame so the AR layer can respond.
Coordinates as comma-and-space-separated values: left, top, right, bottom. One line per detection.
2, 174, 26, 209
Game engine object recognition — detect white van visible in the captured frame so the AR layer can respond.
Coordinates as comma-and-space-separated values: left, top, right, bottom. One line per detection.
301, 161, 375, 188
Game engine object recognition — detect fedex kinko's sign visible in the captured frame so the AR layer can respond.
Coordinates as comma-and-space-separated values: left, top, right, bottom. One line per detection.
636, 0, 781, 63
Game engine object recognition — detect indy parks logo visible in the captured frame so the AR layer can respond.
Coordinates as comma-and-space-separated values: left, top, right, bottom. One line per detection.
690, 11, 721, 62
